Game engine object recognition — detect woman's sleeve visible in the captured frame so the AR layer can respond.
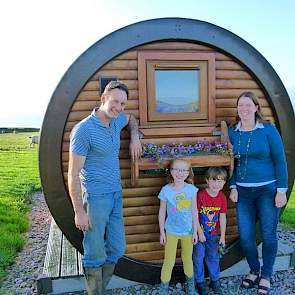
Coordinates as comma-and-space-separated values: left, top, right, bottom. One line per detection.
266, 124, 288, 188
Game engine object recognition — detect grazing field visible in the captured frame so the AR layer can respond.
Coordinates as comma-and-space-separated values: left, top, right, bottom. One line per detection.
0, 132, 41, 283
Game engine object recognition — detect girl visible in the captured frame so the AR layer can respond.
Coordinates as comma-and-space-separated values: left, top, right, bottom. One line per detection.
158, 157, 200, 295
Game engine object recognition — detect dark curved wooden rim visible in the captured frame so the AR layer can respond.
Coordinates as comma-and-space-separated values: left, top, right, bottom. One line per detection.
39, 18, 295, 284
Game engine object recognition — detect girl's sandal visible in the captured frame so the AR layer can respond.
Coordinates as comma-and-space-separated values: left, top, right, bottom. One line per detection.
241, 271, 260, 289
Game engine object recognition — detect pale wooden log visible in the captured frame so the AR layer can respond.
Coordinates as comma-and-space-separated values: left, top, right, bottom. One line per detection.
77, 89, 138, 101
125, 250, 166, 261
122, 177, 166, 188
67, 110, 139, 122
216, 89, 264, 98
115, 51, 138, 59
126, 241, 163, 253
92, 69, 138, 80
83, 80, 138, 91
216, 70, 252, 80
123, 187, 161, 198
137, 42, 213, 51
216, 79, 259, 89
124, 214, 158, 225
125, 232, 159, 243
123, 205, 159, 217
125, 223, 159, 235
216, 61, 243, 70
216, 107, 273, 117
214, 52, 232, 61
216, 98, 269, 108
71, 100, 139, 111
101, 60, 137, 70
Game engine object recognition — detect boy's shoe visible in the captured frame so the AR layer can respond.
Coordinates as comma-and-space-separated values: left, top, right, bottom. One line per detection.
196, 282, 207, 295
210, 280, 223, 294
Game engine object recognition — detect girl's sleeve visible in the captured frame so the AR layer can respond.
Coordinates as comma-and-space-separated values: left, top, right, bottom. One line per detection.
266, 124, 288, 188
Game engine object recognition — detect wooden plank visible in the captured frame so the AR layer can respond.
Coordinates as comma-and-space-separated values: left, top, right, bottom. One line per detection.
124, 215, 158, 226
115, 51, 138, 59
125, 224, 159, 235
123, 196, 159, 207
216, 89, 264, 98
101, 60, 137, 70
92, 70, 138, 80
126, 241, 162, 253
216, 79, 259, 89
60, 234, 79, 276
43, 218, 62, 278
216, 70, 252, 80
216, 61, 243, 70
126, 232, 159, 243
137, 42, 213, 51
123, 205, 159, 217
123, 187, 161, 197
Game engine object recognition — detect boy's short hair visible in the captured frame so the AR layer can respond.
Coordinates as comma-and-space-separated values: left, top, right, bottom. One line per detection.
205, 167, 228, 181
103, 80, 129, 98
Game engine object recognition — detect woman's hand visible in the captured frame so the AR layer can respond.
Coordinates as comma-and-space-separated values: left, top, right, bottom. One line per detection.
275, 191, 287, 208
229, 188, 238, 203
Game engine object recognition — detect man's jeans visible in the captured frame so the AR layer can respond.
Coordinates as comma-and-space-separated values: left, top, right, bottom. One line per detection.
82, 191, 125, 268
237, 182, 280, 278
193, 235, 220, 283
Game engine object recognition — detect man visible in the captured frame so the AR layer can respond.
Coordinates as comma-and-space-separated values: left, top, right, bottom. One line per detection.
68, 81, 142, 294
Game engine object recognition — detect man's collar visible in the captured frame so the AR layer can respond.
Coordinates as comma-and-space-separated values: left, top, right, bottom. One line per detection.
235, 121, 264, 131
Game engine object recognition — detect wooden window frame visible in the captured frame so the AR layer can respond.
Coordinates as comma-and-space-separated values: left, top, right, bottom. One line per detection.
138, 51, 216, 127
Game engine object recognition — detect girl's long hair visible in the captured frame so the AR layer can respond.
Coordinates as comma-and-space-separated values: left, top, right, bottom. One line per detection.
166, 157, 194, 184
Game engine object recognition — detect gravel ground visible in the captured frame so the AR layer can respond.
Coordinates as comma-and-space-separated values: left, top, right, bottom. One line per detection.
0, 193, 294, 295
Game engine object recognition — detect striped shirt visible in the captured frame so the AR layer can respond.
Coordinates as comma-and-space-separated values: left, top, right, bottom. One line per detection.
70, 108, 128, 194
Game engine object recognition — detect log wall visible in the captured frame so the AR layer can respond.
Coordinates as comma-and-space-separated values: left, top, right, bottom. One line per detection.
62, 41, 274, 265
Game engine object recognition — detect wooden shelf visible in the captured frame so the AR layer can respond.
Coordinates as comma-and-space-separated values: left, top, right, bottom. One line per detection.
131, 154, 233, 187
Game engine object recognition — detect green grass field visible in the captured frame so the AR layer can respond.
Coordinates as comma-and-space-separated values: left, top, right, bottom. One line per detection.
0, 132, 294, 286
0, 132, 41, 283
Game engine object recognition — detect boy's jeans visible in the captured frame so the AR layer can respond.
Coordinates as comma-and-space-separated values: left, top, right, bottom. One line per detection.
193, 235, 220, 283
237, 182, 280, 279
82, 191, 125, 267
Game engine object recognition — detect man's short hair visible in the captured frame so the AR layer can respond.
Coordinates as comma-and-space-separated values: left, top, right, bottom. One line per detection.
103, 80, 129, 98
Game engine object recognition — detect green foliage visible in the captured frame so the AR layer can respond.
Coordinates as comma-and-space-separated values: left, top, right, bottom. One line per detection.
280, 182, 295, 228
0, 132, 41, 284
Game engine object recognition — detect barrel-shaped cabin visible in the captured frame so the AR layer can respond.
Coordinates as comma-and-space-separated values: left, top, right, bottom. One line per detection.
40, 18, 295, 283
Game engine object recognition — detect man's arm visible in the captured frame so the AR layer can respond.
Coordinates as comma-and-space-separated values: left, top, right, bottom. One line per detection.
68, 152, 91, 231
126, 113, 142, 160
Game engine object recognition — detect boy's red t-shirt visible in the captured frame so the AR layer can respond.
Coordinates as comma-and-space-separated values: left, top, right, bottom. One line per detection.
197, 189, 227, 236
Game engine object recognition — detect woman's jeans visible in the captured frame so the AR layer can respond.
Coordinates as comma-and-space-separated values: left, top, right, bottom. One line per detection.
82, 191, 125, 268
193, 235, 220, 283
237, 183, 280, 279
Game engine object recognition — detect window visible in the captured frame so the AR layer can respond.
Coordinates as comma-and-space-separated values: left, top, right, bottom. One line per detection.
138, 52, 215, 126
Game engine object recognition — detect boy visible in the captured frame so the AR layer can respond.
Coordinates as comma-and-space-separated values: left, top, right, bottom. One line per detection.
193, 167, 227, 295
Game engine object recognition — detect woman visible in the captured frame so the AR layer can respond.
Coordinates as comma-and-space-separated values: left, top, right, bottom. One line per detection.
228, 91, 288, 295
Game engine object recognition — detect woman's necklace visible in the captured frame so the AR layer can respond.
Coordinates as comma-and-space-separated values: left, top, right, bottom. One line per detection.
236, 130, 253, 180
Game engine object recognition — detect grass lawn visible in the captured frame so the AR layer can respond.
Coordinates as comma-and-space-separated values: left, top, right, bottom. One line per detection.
280, 182, 295, 228
0, 132, 41, 283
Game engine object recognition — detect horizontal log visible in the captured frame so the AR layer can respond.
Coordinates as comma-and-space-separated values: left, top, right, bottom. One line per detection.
77, 90, 138, 101
215, 98, 268, 108
123, 205, 159, 217
216, 70, 252, 80
122, 177, 166, 188
216, 89, 264, 99
115, 51, 137, 60
101, 60, 137, 70
216, 107, 273, 117
214, 53, 232, 61
124, 214, 158, 226
123, 187, 161, 198
216, 80, 259, 89
126, 232, 159, 243
123, 196, 159, 207
139, 136, 220, 145
67, 110, 139, 122
137, 42, 213, 51
83, 80, 138, 91
92, 69, 138, 80
126, 241, 162, 253
216, 61, 243, 70
71, 100, 139, 112
125, 224, 159, 235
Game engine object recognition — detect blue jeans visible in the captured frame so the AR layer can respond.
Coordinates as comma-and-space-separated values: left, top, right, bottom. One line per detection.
193, 235, 220, 283
82, 191, 125, 268
237, 182, 280, 279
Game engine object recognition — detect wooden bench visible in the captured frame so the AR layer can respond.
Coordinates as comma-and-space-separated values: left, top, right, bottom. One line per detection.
131, 121, 233, 187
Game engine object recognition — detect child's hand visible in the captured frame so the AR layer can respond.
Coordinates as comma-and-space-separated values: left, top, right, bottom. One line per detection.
192, 232, 198, 245
219, 236, 225, 246
198, 231, 206, 242
160, 233, 166, 245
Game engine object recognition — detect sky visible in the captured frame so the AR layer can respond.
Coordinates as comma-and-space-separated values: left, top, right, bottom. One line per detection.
0, 0, 294, 128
